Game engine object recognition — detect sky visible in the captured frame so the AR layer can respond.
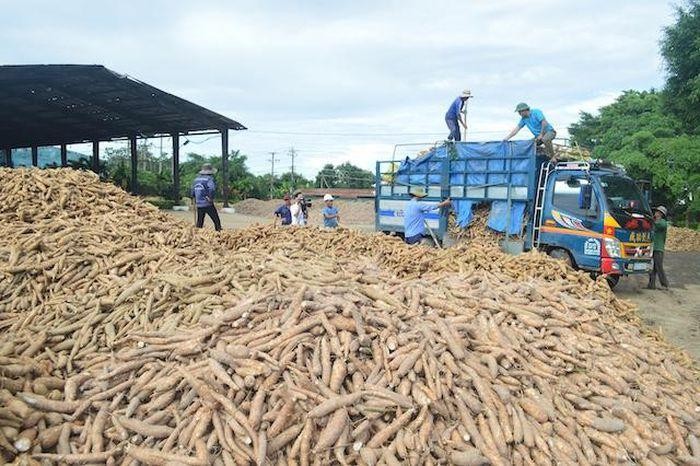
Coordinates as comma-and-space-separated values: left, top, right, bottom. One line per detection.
1, 0, 676, 178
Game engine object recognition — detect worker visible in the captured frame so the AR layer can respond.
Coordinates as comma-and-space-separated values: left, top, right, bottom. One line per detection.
290, 193, 306, 226
647, 205, 670, 290
404, 187, 452, 245
322, 194, 340, 228
445, 90, 472, 142
504, 103, 557, 159
191, 163, 222, 231
274, 194, 292, 226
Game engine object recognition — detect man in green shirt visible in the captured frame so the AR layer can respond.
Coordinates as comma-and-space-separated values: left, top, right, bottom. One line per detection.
647, 205, 669, 290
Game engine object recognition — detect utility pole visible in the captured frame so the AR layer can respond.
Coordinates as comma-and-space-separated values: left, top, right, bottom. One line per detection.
268, 152, 279, 200
288, 147, 297, 191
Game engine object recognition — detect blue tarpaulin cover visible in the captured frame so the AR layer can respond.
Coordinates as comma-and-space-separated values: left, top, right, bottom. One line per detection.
395, 140, 534, 188
392, 141, 535, 235
453, 200, 475, 227
487, 201, 526, 235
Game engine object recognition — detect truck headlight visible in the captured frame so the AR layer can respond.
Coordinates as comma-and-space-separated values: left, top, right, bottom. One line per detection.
603, 237, 622, 258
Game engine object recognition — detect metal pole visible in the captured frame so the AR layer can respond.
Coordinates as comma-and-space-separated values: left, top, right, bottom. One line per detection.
60, 144, 68, 167
268, 152, 278, 200
130, 136, 138, 194
172, 133, 180, 203
92, 141, 100, 173
221, 129, 229, 208
31, 146, 38, 167
289, 147, 296, 191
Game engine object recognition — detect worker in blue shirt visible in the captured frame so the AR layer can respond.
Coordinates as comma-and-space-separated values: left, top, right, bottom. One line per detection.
504, 102, 557, 159
403, 188, 452, 245
190, 163, 222, 231
445, 89, 472, 141
321, 194, 340, 228
274, 194, 292, 225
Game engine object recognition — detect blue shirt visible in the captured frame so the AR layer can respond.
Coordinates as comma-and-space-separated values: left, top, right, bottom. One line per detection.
445, 97, 463, 119
274, 204, 292, 225
322, 206, 339, 228
518, 108, 554, 136
404, 198, 438, 237
191, 175, 216, 207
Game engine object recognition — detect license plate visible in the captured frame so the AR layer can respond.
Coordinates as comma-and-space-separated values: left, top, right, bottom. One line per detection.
633, 262, 648, 271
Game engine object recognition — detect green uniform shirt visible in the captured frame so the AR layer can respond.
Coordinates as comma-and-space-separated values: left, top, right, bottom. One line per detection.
652, 218, 667, 252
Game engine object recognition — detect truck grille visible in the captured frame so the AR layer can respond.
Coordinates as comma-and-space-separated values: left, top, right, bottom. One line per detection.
624, 244, 651, 258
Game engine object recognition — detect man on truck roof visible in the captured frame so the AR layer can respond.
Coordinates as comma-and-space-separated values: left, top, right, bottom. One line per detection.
404, 188, 452, 245
445, 90, 472, 142
504, 102, 557, 159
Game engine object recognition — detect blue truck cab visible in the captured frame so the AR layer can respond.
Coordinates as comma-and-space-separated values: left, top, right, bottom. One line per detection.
375, 140, 653, 286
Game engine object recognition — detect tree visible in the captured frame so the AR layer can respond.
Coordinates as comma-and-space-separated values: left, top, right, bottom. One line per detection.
661, 0, 700, 133
569, 91, 699, 224
314, 162, 374, 188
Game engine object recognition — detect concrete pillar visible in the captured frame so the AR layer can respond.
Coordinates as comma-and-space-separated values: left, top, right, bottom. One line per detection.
221, 129, 229, 208
172, 134, 180, 203
130, 136, 138, 194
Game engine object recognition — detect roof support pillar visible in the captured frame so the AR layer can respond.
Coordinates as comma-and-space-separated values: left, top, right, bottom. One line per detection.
130, 136, 138, 194
31, 146, 38, 167
60, 144, 68, 167
91, 141, 100, 173
172, 134, 180, 203
3, 149, 11, 168
221, 129, 229, 208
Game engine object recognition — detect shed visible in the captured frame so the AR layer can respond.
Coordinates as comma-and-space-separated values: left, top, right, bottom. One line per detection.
0, 64, 246, 205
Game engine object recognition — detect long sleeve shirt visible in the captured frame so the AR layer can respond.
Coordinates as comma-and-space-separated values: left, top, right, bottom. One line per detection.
652, 218, 668, 252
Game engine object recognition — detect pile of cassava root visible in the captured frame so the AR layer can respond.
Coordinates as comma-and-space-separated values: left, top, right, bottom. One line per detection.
0, 168, 698, 466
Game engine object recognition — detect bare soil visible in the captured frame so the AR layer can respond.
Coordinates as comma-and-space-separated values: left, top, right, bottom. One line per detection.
615, 252, 700, 360
167, 209, 700, 360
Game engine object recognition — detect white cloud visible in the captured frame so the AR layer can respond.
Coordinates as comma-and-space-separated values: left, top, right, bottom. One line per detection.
0, 0, 676, 179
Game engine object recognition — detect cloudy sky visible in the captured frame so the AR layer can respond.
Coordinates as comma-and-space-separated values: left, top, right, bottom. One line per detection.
2, 0, 675, 177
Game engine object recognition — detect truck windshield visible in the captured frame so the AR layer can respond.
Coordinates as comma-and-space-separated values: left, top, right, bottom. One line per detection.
599, 175, 650, 215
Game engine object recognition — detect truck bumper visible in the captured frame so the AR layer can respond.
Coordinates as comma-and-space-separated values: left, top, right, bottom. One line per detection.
601, 258, 652, 275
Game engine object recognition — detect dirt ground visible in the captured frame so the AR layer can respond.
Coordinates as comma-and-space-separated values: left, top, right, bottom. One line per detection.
615, 252, 700, 360
167, 209, 700, 361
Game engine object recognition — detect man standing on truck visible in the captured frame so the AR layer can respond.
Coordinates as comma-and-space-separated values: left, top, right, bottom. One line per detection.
445, 90, 472, 142
404, 188, 452, 245
647, 205, 670, 290
503, 103, 557, 159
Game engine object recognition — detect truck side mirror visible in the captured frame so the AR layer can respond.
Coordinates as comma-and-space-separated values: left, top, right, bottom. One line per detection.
579, 184, 593, 211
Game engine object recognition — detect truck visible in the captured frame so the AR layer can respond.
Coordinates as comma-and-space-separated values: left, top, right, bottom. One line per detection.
375, 140, 654, 287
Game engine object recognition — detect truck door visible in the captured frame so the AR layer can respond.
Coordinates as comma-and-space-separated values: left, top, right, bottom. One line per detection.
540, 173, 603, 271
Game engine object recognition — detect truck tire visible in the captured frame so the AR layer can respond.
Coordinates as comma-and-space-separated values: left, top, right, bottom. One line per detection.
604, 274, 620, 289
548, 248, 574, 268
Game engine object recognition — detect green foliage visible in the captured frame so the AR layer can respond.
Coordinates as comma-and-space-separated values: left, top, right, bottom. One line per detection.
145, 198, 176, 210
315, 162, 374, 188
569, 91, 700, 223
661, 0, 700, 133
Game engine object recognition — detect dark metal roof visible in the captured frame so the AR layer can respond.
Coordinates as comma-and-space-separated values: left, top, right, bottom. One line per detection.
0, 64, 246, 148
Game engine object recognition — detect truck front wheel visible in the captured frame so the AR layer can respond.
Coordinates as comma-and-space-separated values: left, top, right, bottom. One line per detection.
548, 248, 574, 268
604, 274, 620, 289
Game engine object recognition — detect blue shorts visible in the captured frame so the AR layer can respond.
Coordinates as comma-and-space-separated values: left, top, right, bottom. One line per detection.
405, 234, 423, 245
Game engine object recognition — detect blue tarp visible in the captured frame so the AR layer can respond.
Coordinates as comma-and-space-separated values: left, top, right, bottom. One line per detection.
487, 201, 526, 235
453, 200, 475, 227
395, 140, 534, 189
